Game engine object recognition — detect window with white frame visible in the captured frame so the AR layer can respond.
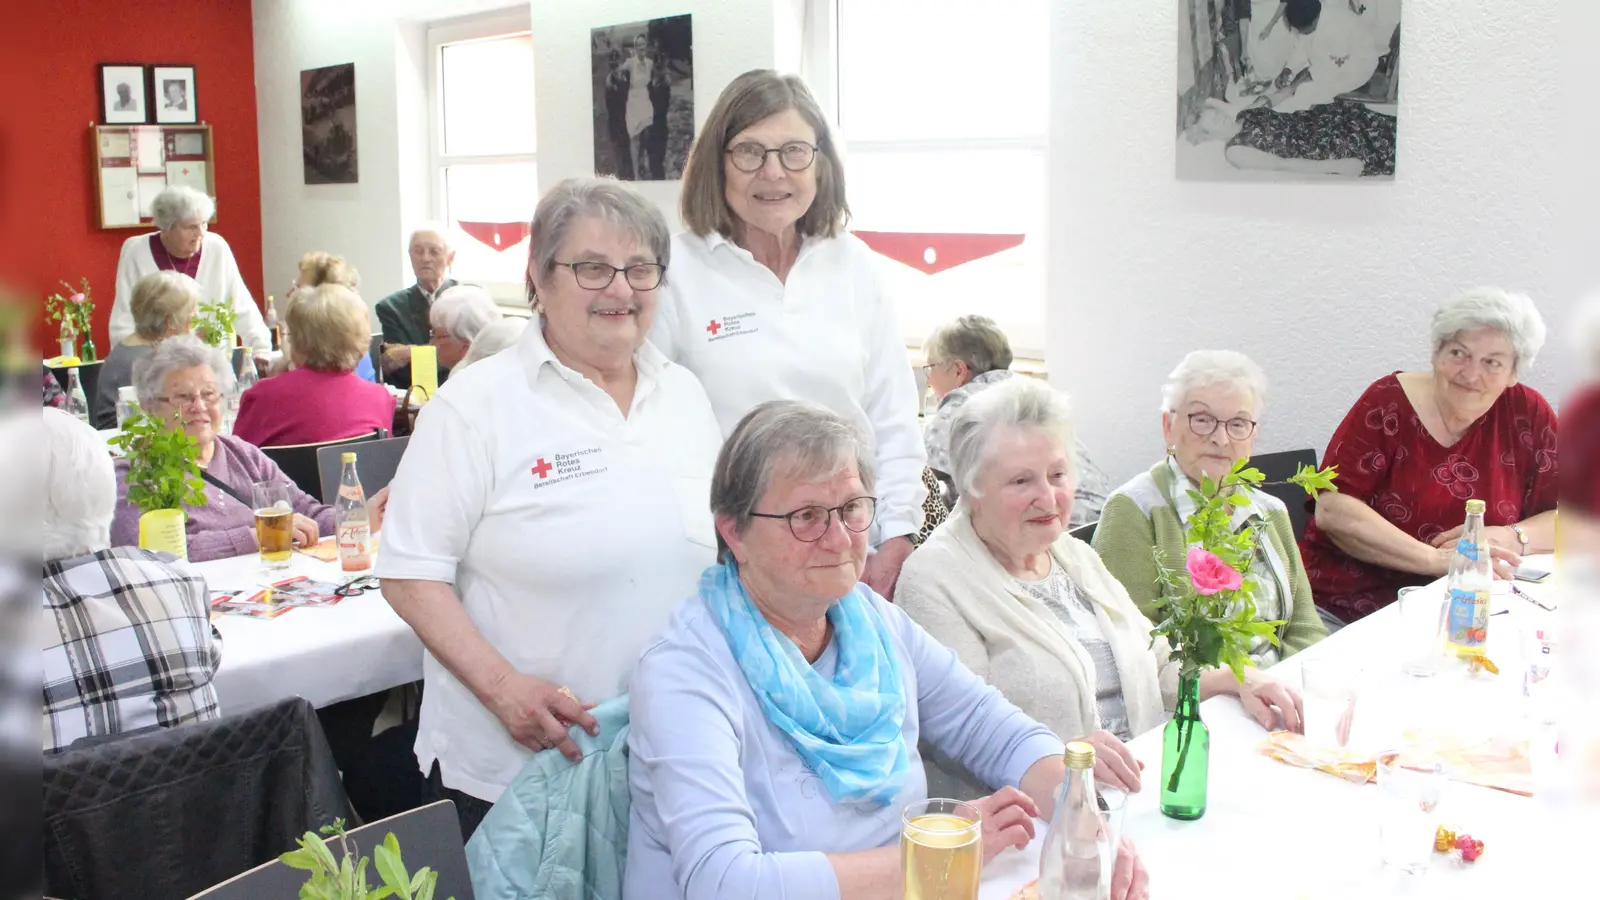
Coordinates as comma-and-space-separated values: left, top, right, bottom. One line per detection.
429, 12, 536, 303
827, 0, 1049, 357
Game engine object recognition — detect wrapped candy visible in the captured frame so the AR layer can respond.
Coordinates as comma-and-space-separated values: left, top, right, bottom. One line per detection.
1433, 826, 1485, 863
1434, 826, 1456, 853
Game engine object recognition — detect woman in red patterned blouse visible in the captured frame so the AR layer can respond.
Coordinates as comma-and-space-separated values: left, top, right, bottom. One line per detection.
1301, 288, 1558, 624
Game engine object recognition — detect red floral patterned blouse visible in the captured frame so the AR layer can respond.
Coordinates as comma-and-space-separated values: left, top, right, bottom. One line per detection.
1300, 373, 1559, 623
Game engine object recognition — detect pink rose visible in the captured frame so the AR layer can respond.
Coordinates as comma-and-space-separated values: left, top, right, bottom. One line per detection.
1186, 547, 1242, 596
69, 292, 86, 304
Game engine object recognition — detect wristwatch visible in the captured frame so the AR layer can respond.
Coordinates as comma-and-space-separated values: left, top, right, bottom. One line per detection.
1509, 523, 1529, 554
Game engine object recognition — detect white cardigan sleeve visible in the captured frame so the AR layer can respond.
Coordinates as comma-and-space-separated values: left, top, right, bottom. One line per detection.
211, 234, 269, 352
851, 243, 927, 542
109, 236, 146, 345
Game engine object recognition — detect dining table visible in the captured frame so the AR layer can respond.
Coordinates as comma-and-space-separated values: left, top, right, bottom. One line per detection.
978, 556, 1562, 900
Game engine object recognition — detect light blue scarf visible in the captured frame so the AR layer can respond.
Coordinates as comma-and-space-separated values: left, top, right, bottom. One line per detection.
701, 562, 910, 808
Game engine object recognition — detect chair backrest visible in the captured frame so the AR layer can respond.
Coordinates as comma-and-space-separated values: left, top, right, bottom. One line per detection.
260, 428, 384, 498
188, 800, 474, 900
316, 435, 411, 505
1068, 519, 1098, 544
368, 333, 384, 381
1249, 448, 1320, 541
44, 696, 349, 900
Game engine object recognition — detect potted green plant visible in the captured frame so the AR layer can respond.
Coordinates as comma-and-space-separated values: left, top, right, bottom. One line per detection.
280, 819, 457, 900
1150, 458, 1338, 820
194, 297, 238, 350
46, 277, 97, 362
107, 411, 206, 559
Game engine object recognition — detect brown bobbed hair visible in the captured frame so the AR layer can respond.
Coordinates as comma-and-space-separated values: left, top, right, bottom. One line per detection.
287, 283, 371, 373
680, 70, 850, 240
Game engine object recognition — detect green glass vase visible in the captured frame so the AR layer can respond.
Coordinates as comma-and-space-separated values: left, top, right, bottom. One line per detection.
80, 335, 98, 363
1160, 671, 1209, 820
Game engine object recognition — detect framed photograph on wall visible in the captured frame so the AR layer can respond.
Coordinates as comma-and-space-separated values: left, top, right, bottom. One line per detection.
151, 65, 198, 124
98, 64, 148, 124
301, 63, 358, 184
590, 14, 695, 181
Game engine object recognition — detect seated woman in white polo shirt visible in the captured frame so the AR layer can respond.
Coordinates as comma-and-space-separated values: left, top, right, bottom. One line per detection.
375, 178, 724, 840
650, 70, 926, 599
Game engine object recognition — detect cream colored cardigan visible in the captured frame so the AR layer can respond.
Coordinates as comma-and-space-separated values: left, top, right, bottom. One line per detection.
897, 504, 1177, 799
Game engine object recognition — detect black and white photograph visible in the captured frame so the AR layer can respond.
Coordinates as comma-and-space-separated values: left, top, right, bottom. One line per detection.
301, 63, 359, 185
590, 14, 694, 181
98, 64, 148, 125
1176, 0, 1402, 181
151, 65, 198, 125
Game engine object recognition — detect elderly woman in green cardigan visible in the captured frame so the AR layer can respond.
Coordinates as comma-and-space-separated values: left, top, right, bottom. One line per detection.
1093, 350, 1326, 666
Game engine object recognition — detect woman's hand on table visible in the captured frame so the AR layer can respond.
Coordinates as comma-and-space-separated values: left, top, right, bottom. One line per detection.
486, 670, 600, 762
970, 786, 1040, 865
1428, 525, 1521, 578
1111, 836, 1150, 900
1078, 729, 1142, 793
290, 514, 320, 548
1236, 668, 1303, 733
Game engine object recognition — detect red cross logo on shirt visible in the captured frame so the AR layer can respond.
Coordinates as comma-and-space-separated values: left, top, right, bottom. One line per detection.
531, 458, 553, 479
705, 319, 722, 336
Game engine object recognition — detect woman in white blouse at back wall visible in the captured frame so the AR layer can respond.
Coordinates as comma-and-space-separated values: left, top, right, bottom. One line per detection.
650, 69, 927, 598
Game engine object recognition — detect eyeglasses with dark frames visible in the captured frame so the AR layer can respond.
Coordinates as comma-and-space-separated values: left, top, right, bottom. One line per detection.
333, 576, 382, 598
749, 496, 877, 543
725, 141, 818, 173
556, 261, 666, 291
1186, 412, 1257, 440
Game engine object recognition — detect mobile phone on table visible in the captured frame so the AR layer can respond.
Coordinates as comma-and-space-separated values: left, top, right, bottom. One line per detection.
1512, 565, 1551, 584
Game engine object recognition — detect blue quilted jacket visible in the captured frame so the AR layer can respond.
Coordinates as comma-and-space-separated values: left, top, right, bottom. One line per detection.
466, 696, 631, 900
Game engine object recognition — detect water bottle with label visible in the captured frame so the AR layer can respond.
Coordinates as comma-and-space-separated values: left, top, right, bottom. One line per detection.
115, 385, 140, 428
64, 368, 90, 425
1444, 499, 1491, 657
335, 452, 372, 572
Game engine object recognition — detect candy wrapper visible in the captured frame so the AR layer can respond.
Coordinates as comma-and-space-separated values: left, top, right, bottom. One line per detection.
1260, 730, 1533, 796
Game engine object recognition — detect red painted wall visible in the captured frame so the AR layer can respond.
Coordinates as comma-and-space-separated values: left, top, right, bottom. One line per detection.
14, 0, 261, 357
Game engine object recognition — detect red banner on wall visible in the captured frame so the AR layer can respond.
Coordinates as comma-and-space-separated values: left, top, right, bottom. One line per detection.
851, 231, 1026, 275
457, 221, 532, 252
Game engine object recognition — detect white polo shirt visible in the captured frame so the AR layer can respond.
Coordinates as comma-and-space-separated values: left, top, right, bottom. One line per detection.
650, 230, 927, 542
374, 323, 721, 802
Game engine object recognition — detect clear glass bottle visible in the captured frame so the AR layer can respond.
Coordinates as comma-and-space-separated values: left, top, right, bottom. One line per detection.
64, 368, 90, 425
235, 346, 259, 395
58, 318, 77, 359
335, 452, 372, 572
1445, 499, 1491, 657
1038, 741, 1111, 900
114, 385, 140, 428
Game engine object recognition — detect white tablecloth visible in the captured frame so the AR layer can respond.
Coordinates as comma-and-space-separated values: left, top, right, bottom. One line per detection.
979, 558, 1558, 900
192, 551, 424, 714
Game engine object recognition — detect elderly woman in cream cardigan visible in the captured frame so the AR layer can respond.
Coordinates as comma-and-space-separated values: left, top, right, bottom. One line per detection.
897, 377, 1303, 800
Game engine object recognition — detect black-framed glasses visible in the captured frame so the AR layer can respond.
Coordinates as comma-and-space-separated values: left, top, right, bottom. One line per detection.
556, 261, 666, 291
750, 496, 877, 542
1187, 412, 1257, 440
334, 576, 381, 598
725, 140, 818, 173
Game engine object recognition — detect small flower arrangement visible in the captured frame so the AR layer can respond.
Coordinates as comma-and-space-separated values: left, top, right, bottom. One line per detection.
45, 278, 95, 339
280, 818, 456, 900
193, 297, 237, 349
108, 411, 207, 514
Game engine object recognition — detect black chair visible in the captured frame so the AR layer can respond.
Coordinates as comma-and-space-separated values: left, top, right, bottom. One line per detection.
316, 435, 411, 505
1249, 448, 1319, 541
261, 428, 385, 498
1069, 520, 1098, 544
187, 800, 474, 900
368, 333, 385, 381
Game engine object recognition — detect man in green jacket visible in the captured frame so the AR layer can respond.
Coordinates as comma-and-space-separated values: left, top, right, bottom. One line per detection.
375, 227, 457, 388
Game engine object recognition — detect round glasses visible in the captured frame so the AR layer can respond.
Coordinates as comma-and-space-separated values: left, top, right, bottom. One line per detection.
557, 261, 666, 291
156, 389, 223, 409
725, 141, 818, 173
749, 496, 877, 542
1187, 412, 1257, 440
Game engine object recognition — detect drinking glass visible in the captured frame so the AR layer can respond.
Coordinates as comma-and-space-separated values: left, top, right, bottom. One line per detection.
1376, 750, 1444, 874
1301, 658, 1358, 749
1098, 785, 1128, 851
1396, 586, 1446, 676
901, 798, 982, 900
252, 481, 295, 569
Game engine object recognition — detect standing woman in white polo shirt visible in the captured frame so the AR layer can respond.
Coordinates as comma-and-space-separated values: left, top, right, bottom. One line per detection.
375, 178, 723, 839
651, 70, 927, 598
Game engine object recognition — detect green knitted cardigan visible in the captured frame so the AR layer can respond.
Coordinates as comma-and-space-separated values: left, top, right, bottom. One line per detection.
1091, 460, 1326, 660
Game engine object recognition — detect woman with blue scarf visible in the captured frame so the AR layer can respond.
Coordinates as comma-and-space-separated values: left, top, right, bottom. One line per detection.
625, 400, 1149, 899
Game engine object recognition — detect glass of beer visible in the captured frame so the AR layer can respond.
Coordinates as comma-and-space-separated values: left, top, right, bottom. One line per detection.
901, 798, 982, 900
252, 481, 295, 569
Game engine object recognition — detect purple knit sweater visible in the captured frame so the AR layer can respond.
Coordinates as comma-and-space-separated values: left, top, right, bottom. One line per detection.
112, 434, 337, 563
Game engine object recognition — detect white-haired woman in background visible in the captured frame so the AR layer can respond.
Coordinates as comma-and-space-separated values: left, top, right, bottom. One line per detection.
451, 317, 528, 374
1303, 287, 1559, 623
1092, 351, 1325, 662
427, 284, 504, 372
94, 271, 200, 429
110, 185, 269, 353
43, 408, 220, 752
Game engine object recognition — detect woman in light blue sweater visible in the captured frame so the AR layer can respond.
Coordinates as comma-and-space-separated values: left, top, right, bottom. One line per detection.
626, 400, 1149, 900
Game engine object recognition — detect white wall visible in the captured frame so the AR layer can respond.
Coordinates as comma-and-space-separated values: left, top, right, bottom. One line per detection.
1049, 0, 1579, 488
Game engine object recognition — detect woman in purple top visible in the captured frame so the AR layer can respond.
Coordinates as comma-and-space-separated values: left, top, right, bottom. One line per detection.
111, 335, 335, 562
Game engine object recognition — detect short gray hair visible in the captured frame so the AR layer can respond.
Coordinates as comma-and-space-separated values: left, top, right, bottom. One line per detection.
710, 400, 878, 562
130, 271, 201, 340
924, 315, 1013, 375
948, 377, 1076, 499
525, 178, 671, 305
454, 318, 527, 373
150, 185, 215, 229
409, 225, 454, 253
43, 408, 116, 560
131, 333, 235, 409
1159, 350, 1268, 416
1430, 286, 1546, 378
430, 284, 503, 342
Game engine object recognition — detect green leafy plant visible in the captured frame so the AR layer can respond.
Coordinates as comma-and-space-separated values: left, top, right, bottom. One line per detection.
280, 819, 456, 900
193, 297, 237, 349
45, 278, 95, 338
107, 411, 207, 513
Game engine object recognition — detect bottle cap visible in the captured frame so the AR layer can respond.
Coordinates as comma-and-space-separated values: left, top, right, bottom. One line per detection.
1064, 741, 1096, 770
341, 452, 357, 463
1465, 499, 1486, 514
